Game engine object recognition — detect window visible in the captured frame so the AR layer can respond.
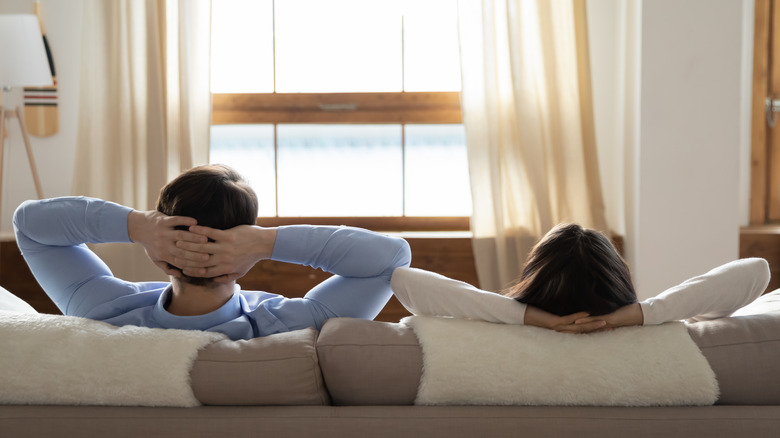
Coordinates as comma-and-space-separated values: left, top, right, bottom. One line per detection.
210, 0, 471, 228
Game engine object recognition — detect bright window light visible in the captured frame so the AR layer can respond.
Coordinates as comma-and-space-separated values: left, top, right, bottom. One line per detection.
405, 125, 472, 216
276, 124, 403, 216
210, 124, 277, 216
275, 0, 402, 92
403, 0, 462, 92
210, 0, 274, 93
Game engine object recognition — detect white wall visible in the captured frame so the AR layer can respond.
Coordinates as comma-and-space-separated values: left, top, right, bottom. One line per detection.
588, 0, 751, 299
0, 0, 82, 238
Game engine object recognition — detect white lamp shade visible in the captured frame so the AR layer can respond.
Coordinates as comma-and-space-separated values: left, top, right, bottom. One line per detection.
0, 14, 53, 87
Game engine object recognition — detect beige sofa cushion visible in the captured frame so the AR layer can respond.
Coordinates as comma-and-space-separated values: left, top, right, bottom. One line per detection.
190, 327, 330, 405
320, 295, 780, 406
687, 290, 780, 405
317, 318, 422, 405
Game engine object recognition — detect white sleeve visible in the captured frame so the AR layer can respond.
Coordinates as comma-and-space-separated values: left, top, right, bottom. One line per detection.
390, 267, 526, 324
639, 258, 770, 325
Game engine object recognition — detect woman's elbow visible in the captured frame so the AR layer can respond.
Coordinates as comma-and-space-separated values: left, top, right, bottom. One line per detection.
748, 257, 771, 291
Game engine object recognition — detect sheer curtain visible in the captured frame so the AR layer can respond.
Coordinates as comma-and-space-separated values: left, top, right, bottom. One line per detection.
73, 0, 211, 280
459, 0, 608, 291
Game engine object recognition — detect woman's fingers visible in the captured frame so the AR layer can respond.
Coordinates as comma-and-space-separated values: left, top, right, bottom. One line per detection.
555, 319, 606, 333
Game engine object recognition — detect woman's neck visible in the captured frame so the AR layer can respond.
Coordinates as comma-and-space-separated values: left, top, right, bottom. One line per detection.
166, 280, 235, 316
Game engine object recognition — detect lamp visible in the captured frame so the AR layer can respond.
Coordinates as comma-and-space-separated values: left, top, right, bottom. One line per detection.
0, 14, 51, 229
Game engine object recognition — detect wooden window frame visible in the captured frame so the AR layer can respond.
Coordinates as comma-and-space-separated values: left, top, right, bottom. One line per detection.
212, 91, 462, 124
212, 91, 469, 231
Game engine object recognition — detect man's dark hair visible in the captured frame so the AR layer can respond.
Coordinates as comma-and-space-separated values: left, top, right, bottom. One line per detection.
156, 164, 258, 285
504, 223, 637, 316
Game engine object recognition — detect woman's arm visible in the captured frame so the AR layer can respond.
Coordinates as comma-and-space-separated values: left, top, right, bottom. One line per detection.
391, 267, 526, 324
576, 258, 770, 330
390, 267, 607, 332
640, 258, 770, 325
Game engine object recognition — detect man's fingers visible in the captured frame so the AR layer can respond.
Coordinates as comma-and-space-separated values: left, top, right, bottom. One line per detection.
154, 261, 181, 278
173, 229, 208, 244
188, 225, 228, 241
164, 215, 197, 227
181, 265, 232, 278
176, 240, 215, 255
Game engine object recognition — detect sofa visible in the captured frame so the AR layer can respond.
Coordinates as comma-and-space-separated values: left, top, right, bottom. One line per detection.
3, 290, 780, 437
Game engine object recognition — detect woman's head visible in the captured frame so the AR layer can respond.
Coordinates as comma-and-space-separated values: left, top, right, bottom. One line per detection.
504, 224, 636, 316
156, 164, 258, 284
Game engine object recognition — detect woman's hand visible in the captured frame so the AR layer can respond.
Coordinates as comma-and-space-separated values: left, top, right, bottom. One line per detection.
574, 303, 644, 330
524, 305, 607, 333
174, 225, 278, 282
127, 210, 206, 277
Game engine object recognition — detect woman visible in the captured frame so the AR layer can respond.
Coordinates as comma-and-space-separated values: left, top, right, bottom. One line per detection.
13, 165, 411, 340
389, 224, 770, 333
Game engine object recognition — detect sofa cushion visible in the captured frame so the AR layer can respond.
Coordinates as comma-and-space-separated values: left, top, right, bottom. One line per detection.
687, 290, 780, 405
317, 318, 422, 405
320, 296, 780, 407
190, 327, 330, 405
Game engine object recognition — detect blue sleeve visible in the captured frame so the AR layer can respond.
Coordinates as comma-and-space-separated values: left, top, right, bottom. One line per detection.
12, 197, 141, 316
263, 225, 411, 328
270, 225, 411, 278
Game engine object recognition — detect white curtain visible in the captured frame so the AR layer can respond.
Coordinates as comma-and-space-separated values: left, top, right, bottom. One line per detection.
459, 0, 608, 291
74, 0, 211, 280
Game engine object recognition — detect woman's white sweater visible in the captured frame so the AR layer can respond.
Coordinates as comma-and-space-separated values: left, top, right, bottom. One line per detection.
390, 258, 770, 325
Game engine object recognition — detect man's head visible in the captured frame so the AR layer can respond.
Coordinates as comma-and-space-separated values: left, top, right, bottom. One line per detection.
156, 164, 258, 285
505, 223, 637, 316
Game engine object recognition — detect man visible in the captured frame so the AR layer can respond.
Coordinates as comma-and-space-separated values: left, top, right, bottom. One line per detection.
13, 164, 411, 340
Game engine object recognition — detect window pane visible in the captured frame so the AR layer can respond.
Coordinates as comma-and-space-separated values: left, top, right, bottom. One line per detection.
211, 0, 274, 93
275, 0, 402, 92
277, 125, 403, 216
405, 124, 472, 216
403, 0, 462, 92
209, 125, 277, 216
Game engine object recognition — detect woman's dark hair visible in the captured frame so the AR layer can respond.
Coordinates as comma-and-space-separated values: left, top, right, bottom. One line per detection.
504, 223, 636, 316
156, 164, 258, 285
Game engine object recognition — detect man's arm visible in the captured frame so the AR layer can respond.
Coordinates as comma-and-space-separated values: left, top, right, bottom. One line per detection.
13, 197, 203, 316
13, 197, 136, 315
174, 224, 410, 282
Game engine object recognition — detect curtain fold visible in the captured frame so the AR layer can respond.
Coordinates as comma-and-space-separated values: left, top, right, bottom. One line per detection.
459, 0, 608, 291
73, 0, 211, 280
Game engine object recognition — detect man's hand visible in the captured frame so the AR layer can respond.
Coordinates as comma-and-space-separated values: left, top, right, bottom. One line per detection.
523, 305, 607, 333
127, 210, 207, 277
174, 225, 278, 283
574, 303, 644, 330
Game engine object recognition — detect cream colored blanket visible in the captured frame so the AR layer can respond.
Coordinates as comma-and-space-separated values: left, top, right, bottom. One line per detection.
0, 311, 224, 407
404, 316, 718, 406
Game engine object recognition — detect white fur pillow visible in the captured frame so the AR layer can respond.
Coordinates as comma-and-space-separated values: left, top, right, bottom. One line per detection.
0, 286, 37, 314
405, 316, 719, 406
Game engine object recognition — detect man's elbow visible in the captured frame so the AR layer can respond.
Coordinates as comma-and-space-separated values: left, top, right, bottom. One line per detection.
380, 237, 411, 276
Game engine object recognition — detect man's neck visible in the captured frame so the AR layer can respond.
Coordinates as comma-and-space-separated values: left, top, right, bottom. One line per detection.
166, 280, 235, 316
